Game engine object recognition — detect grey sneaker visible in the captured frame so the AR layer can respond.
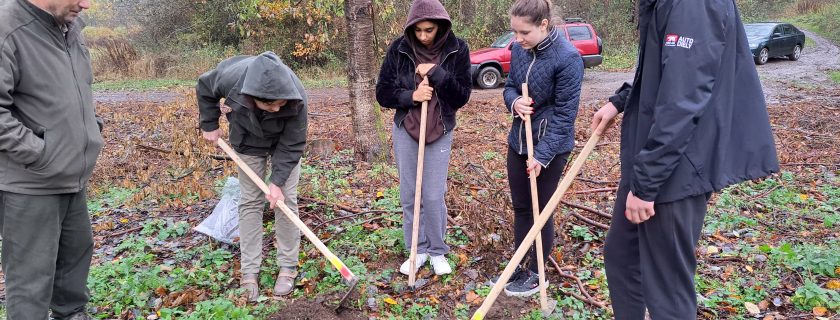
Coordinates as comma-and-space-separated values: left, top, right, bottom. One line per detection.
504, 269, 546, 297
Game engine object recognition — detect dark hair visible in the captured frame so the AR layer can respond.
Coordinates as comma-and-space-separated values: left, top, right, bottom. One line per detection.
510, 0, 553, 26
252, 96, 278, 103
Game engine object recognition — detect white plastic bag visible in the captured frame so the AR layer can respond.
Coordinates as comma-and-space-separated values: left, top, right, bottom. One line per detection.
194, 177, 241, 244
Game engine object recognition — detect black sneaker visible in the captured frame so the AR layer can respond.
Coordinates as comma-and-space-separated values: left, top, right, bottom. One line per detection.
504, 269, 546, 297
489, 266, 526, 287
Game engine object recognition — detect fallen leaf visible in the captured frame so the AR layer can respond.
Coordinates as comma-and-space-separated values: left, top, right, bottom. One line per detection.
826, 279, 840, 290
799, 194, 808, 201
762, 315, 774, 320
745, 302, 761, 315
758, 300, 769, 310
813, 306, 827, 316
707, 246, 720, 254
746, 265, 754, 272
458, 253, 468, 266
94, 221, 115, 232
430, 296, 439, 304
466, 291, 482, 305
383, 297, 397, 305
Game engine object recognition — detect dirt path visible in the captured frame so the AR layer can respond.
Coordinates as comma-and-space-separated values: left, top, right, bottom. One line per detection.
758, 30, 840, 103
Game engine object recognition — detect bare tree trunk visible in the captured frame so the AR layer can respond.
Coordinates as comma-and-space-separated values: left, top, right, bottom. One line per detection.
345, 0, 390, 163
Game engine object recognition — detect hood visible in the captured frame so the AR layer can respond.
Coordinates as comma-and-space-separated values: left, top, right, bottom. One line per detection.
404, 0, 452, 39
240, 51, 302, 102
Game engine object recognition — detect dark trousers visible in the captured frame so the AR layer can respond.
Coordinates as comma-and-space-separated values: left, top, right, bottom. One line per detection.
0, 190, 93, 319
507, 148, 569, 273
604, 185, 710, 320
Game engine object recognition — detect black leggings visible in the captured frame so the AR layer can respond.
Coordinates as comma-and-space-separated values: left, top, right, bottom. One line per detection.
507, 147, 569, 272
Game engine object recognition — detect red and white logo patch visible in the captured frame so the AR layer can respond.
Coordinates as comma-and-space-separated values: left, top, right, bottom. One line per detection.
665, 34, 694, 49
665, 34, 679, 47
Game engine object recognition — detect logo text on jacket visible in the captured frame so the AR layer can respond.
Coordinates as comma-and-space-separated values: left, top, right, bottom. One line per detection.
665, 34, 694, 49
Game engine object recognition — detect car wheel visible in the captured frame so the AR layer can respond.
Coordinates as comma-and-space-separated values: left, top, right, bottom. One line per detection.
477, 67, 501, 89
788, 45, 802, 61
755, 47, 769, 65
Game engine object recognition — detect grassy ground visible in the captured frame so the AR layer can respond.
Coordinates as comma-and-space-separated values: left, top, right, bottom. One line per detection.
91, 68, 346, 92
92, 79, 195, 92
594, 45, 637, 72
830, 71, 840, 84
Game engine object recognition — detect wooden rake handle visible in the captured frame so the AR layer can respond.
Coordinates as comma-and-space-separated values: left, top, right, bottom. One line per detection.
522, 83, 549, 310
216, 139, 357, 284
408, 75, 430, 286
472, 131, 602, 320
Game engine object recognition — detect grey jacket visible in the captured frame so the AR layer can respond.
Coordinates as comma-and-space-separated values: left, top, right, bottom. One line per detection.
0, 0, 104, 195
197, 52, 307, 186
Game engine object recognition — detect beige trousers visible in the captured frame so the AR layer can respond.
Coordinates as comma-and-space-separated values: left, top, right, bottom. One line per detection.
237, 153, 301, 274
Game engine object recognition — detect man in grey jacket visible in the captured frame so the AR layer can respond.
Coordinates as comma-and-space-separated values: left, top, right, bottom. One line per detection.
590, 0, 778, 319
198, 51, 308, 301
0, 0, 104, 319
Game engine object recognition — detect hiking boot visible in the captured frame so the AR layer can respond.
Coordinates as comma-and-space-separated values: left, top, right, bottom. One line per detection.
399, 253, 428, 276
430, 255, 452, 275
273, 267, 298, 297
241, 273, 260, 302
504, 268, 546, 297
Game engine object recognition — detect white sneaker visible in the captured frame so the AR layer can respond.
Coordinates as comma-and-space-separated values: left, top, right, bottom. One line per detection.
430, 255, 452, 275
399, 253, 428, 275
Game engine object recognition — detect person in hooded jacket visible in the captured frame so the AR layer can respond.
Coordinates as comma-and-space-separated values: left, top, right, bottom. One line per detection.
589, 0, 779, 318
375, 0, 471, 277
198, 51, 308, 301
499, 0, 583, 297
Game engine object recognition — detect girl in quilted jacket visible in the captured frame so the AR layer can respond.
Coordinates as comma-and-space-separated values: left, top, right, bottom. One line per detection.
500, 0, 584, 297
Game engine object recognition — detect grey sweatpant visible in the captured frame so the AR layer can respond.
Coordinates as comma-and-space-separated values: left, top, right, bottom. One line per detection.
393, 124, 453, 257
0, 190, 93, 319
236, 153, 302, 274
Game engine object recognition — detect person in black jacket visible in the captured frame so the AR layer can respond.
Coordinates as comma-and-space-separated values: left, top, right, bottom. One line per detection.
198, 51, 308, 301
590, 0, 779, 318
500, 0, 583, 297
375, 0, 471, 277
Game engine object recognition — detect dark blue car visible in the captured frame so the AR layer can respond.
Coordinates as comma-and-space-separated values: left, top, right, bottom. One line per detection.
745, 22, 805, 65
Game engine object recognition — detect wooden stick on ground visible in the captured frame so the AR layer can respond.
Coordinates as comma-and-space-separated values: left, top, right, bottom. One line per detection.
408, 76, 430, 286
472, 131, 602, 320
521, 83, 549, 310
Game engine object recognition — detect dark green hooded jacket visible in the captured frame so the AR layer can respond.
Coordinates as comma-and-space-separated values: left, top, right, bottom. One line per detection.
197, 52, 307, 186
0, 0, 104, 195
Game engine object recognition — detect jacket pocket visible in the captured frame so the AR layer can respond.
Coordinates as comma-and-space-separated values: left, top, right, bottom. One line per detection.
25, 127, 51, 171
538, 119, 548, 140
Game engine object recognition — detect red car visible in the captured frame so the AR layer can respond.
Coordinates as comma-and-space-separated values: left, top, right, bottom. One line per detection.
469, 18, 603, 89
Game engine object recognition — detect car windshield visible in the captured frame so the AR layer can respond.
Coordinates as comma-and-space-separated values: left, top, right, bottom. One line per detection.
491, 32, 514, 48
744, 24, 774, 38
